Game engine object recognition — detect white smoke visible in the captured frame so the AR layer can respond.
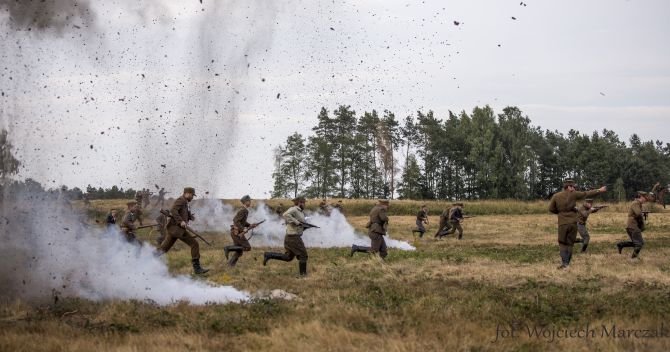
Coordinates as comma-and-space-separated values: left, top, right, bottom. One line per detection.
190, 199, 415, 250
0, 190, 248, 305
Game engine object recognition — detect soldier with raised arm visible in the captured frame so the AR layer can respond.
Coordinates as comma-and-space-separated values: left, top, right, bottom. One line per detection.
548, 180, 606, 269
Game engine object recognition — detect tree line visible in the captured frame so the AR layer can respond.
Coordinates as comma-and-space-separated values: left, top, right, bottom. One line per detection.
271, 105, 670, 201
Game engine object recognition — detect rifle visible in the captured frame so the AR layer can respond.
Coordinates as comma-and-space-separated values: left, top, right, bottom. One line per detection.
159, 209, 212, 246
462, 215, 476, 219
592, 205, 608, 211
237, 220, 267, 239
136, 223, 161, 230
299, 221, 320, 229
642, 211, 652, 220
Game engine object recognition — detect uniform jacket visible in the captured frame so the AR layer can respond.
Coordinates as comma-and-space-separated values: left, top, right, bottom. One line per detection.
367, 205, 389, 236
167, 196, 194, 237
549, 189, 601, 225
283, 205, 306, 235
233, 207, 251, 230
626, 199, 645, 231
577, 205, 594, 225
449, 207, 463, 223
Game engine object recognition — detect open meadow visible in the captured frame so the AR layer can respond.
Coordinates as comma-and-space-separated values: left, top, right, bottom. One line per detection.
1, 199, 669, 351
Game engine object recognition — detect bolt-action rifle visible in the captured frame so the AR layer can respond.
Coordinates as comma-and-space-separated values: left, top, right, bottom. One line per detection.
159, 209, 212, 246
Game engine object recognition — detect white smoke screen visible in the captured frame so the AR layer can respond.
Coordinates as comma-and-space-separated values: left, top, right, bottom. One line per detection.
191, 200, 415, 250
0, 191, 248, 305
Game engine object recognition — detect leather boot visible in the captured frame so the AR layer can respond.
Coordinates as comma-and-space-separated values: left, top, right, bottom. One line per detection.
228, 252, 240, 267
350, 245, 371, 257
557, 250, 570, 269
632, 247, 641, 258
299, 261, 307, 276
224, 245, 244, 260
192, 258, 209, 274
263, 252, 288, 266
581, 244, 588, 252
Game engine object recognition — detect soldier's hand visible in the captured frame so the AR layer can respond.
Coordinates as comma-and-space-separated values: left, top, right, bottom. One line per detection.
180, 221, 187, 228
599, 186, 607, 193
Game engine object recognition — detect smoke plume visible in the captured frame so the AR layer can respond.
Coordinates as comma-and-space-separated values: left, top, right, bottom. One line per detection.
191, 200, 416, 250
0, 189, 248, 305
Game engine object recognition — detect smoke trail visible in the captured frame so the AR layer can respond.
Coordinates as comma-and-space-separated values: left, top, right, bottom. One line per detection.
0, 188, 248, 305
191, 200, 415, 250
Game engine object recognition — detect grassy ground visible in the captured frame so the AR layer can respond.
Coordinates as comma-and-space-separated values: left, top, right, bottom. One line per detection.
2, 200, 669, 351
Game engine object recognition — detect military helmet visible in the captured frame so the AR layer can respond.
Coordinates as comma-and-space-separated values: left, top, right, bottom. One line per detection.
183, 187, 196, 196
378, 199, 390, 204
240, 195, 251, 203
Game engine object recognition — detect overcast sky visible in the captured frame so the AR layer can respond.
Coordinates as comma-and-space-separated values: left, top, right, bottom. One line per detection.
1, 0, 668, 198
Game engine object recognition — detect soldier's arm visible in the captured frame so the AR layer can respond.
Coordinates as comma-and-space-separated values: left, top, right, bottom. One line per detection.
631, 202, 643, 219
548, 196, 558, 214
123, 214, 135, 229
170, 198, 186, 223
378, 208, 389, 224
283, 208, 302, 225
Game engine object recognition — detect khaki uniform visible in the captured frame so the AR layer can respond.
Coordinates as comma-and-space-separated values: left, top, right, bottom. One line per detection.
435, 207, 452, 238
415, 209, 427, 236
155, 213, 168, 246
282, 206, 308, 260
231, 207, 252, 251
576, 205, 594, 247
367, 205, 389, 258
159, 196, 200, 259
445, 207, 464, 239
120, 211, 138, 242
549, 189, 601, 266
622, 199, 645, 255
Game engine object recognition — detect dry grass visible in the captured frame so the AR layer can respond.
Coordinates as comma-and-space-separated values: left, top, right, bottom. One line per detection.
2, 201, 670, 351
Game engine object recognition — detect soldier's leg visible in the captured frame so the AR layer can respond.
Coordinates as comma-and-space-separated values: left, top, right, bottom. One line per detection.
577, 224, 590, 252
369, 234, 383, 256
629, 230, 644, 258
263, 235, 296, 266
293, 237, 309, 276
557, 224, 573, 268
227, 236, 252, 266
180, 236, 208, 274
350, 244, 372, 257
617, 229, 636, 254
158, 235, 178, 255
455, 223, 463, 240
379, 236, 388, 259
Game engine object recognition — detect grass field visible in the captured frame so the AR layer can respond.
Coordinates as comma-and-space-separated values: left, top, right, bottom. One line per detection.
1, 199, 669, 351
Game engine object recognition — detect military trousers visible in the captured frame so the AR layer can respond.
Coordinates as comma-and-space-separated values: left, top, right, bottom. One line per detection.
284, 234, 308, 261
577, 223, 590, 246
159, 234, 200, 259
368, 233, 388, 258
557, 223, 578, 253
625, 228, 644, 250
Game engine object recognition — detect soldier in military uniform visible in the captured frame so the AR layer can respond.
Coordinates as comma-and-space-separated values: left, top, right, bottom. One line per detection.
155, 187, 168, 208
414, 204, 429, 238
319, 199, 331, 216
434, 204, 453, 239
158, 187, 208, 274
263, 196, 309, 276
224, 195, 260, 267
617, 191, 649, 259
549, 179, 606, 269
333, 200, 344, 214
275, 202, 285, 216
120, 201, 140, 243
105, 209, 117, 234
443, 203, 465, 239
573, 198, 604, 252
350, 199, 390, 259
154, 212, 168, 246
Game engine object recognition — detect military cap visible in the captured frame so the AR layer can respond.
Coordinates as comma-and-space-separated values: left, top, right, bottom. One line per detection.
636, 191, 648, 197
240, 195, 251, 203
563, 179, 576, 186
292, 196, 306, 203
126, 201, 137, 207
183, 187, 196, 195
584, 198, 594, 203
456, 202, 464, 207
378, 199, 390, 204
